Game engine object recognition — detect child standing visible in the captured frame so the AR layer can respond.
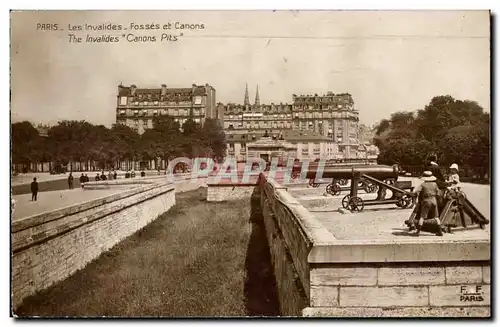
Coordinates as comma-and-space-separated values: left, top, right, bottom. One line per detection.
412, 171, 443, 236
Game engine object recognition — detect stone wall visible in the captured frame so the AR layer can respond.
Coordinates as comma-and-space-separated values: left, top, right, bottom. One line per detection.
12, 181, 177, 310
257, 174, 491, 317
305, 262, 490, 317
257, 176, 336, 316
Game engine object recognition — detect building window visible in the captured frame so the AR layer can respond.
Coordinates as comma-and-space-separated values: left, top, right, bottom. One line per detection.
154, 101, 159, 105
153, 110, 158, 116
134, 110, 139, 116
120, 97, 127, 106
119, 110, 126, 116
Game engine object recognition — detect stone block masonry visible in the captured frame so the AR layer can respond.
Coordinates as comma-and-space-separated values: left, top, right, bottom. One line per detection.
12, 181, 179, 310
307, 262, 490, 317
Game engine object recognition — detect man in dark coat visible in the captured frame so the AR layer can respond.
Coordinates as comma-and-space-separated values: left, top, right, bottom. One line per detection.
31, 177, 39, 201
68, 172, 74, 189
424, 154, 445, 188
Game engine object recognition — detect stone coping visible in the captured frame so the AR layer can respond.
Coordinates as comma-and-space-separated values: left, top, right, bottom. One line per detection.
12, 182, 174, 233
206, 182, 259, 187
308, 239, 490, 263
260, 174, 336, 246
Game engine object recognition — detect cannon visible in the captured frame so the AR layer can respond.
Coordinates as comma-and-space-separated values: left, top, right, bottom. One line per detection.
405, 189, 489, 235
308, 177, 378, 194
292, 163, 414, 212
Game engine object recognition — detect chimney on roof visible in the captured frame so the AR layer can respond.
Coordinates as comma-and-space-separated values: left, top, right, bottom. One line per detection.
130, 84, 137, 96
161, 84, 167, 96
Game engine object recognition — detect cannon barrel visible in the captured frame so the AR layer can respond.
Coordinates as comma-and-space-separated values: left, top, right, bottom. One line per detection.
294, 163, 399, 180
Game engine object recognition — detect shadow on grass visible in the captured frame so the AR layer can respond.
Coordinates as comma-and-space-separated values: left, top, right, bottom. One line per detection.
243, 186, 280, 317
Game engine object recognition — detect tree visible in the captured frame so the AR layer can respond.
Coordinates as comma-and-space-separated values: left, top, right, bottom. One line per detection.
111, 123, 140, 169
201, 118, 226, 162
375, 95, 490, 176
11, 121, 40, 171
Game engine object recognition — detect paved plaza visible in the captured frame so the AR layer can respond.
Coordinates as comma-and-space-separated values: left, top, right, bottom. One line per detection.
12, 188, 126, 220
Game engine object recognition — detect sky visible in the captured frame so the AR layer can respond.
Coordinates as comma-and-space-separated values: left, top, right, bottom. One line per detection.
10, 10, 490, 127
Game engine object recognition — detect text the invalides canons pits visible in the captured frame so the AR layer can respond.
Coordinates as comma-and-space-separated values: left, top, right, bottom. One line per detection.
36, 22, 206, 43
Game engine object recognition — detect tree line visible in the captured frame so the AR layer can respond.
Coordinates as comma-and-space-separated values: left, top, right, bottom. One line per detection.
11, 116, 227, 173
373, 95, 490, 181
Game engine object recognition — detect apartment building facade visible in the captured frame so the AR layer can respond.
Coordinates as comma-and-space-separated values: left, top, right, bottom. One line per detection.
116, 83, 221, 134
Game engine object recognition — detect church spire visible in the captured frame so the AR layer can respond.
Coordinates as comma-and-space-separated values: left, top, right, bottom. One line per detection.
255, 84, 260, 106
244, 82, 250, 106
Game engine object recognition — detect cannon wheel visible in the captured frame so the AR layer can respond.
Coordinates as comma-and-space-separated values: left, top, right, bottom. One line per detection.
309, 179, 320, 188
384, 178, 396, 185
326, 183, 341, 196
406, 195, 416, 209
364, 182, 377, 193
398, 195, 413, 209
348, 196, 364, 212
339, 178, 348, 186
342, 195, 351, 209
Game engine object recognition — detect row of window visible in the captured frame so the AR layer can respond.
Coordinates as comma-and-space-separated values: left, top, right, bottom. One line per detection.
292, 103, 353, 110
225, 112, 358, 120
119, 96, 203, 106
119, 117, 202, 129
225, 120, 357, 130
118, 108, 205, 116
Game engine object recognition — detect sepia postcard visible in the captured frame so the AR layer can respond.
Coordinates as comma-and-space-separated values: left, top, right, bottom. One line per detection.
10, 9, 491, 318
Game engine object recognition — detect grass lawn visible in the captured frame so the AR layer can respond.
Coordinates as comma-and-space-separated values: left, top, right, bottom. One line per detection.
14, 187, 280, 317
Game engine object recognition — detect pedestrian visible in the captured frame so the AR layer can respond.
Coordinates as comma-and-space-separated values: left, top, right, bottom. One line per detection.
412, 171, 443, 236
95, 173, 100, 181
113, 171, 117, 179
125, 171, 130, 178
141, 170, 146, 177
131, 170, 136, 178
84, 174, 89, 183
108, 171, 113, 180
101, 172, 107, 181
424, 154, 446, 188
31, 177, 38, 201
68, 172, 74, 189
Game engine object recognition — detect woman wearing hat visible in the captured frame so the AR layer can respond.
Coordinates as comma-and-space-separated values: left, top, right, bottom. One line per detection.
412, 170, 443, 236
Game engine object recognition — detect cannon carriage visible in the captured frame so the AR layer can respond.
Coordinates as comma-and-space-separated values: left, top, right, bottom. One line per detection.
292, 163, 415, 212
405, 187, 489, 235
